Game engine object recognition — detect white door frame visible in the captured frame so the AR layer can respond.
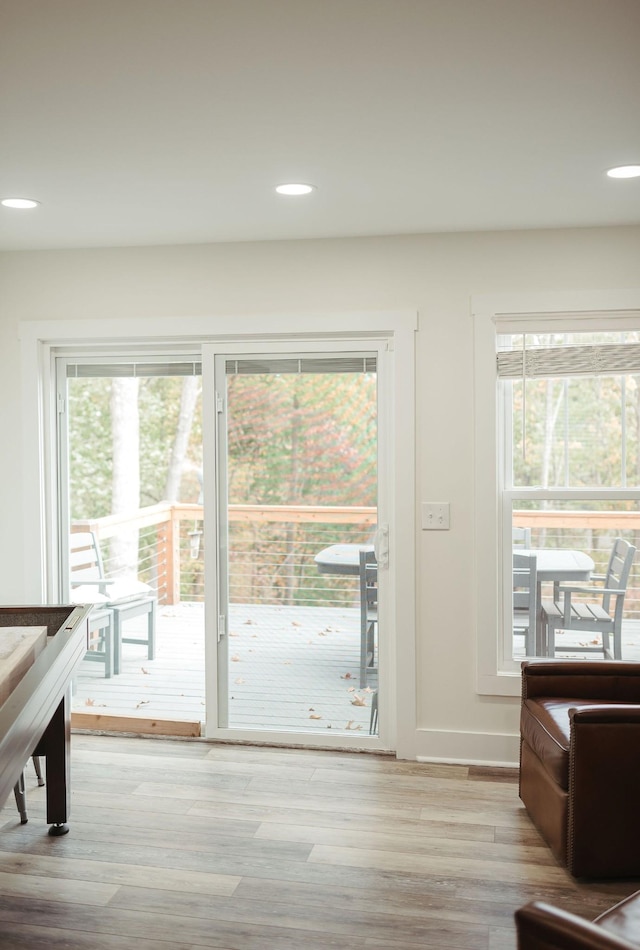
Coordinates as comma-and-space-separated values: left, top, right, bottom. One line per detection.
20, 311, 417, 757
205, 339, 392, 750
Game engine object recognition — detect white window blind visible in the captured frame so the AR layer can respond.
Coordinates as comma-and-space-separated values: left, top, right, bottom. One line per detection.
497, 343, 640, 380
66, 362, 202, 378
225, 357, 376, 375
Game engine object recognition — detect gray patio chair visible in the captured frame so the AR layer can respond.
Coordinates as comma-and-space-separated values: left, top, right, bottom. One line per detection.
513, 552, 537, 656
541, 537, 636, 659
512, 526, 532, 548
359, 550, 377, 688
70, 531, 157, 675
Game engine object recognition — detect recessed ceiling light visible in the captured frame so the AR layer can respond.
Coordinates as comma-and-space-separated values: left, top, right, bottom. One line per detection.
1, 197, 40, 209
275, 183, 315, 196
606, 166, 640, 179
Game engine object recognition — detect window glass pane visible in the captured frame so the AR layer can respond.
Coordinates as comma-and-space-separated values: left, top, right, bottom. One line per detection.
510, 374, 640, 488
502, 331, 640, 489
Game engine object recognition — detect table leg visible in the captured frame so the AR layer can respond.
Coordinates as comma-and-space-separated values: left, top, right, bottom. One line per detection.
34, 689, 71, 835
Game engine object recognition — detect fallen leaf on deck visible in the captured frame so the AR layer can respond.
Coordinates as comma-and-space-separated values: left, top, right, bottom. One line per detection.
292, 621, 302, 627
351, 694, 367, 707
347, 686, 355, 692
309, 713, 322, 720
235, 677, 245, 684
341, 672, 353, 679
318, 631, 327, 637
229, 631, 239, 637
141, 667, 149, 674
85, 698, 96, 706
136, 700, 150, 708
243, 619, 255, 625
345, 720, 362, 730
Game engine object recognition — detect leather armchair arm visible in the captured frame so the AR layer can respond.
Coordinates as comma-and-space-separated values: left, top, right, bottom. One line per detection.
570, 704, 640, 725
515, 903, 639, 950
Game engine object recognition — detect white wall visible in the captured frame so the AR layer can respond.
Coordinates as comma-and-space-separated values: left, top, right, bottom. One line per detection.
2, 224, 640, 762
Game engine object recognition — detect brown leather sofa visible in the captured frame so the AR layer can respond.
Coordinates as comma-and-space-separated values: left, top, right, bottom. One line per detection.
516, 892, 640, 950
520, 660, 640, 879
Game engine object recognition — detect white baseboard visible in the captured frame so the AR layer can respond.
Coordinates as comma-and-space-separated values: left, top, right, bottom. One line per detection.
413, 727, 520, 767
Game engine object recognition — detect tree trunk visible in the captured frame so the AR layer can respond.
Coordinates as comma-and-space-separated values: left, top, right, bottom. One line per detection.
163, 376, 200, 502
110, 378, 140, 577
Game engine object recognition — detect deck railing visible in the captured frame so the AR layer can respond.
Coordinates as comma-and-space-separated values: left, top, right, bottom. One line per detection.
72, 505, 640, 618
71, 503, 377, 609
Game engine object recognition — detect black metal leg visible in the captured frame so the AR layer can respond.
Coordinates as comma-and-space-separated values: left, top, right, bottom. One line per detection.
34, 690, 71, 835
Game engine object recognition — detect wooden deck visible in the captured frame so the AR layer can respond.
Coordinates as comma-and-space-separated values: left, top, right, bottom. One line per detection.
72, 603, 377, 737
72, 602, 640, 740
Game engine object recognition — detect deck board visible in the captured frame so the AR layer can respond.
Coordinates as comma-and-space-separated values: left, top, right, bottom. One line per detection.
72, 603, 377, 735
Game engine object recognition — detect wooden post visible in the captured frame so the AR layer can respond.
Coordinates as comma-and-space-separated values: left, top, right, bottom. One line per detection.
156, 522, 170, 605
167, 507, 181, 606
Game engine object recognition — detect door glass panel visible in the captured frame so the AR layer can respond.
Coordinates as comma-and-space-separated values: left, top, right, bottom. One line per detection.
219, 357, 379, 735
63, 365, 205, 730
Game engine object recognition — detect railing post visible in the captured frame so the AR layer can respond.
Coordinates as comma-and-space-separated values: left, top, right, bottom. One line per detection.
166, 507, 181, 606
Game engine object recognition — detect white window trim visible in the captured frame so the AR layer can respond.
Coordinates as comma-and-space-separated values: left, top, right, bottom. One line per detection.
19, 310, 418, 756
472, 290, 640, 697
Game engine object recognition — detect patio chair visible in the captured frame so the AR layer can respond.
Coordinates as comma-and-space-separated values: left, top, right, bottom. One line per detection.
359, 550, 377, 688
512, 526, 532, 548
13, 756, 44, 824
513, 552, 537, 656
70, 531, 157, 675
541, 537, 636, 659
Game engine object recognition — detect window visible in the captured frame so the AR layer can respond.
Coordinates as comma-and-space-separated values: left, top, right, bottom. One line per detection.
499, 330, 640, 664
472, 291, 640, 696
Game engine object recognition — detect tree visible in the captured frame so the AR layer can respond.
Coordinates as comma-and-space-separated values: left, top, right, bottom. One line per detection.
163, 376, 201, 502
109, 377, 140, 577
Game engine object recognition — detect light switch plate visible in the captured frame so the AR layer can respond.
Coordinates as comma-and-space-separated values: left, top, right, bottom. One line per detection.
422, 502, 450, 530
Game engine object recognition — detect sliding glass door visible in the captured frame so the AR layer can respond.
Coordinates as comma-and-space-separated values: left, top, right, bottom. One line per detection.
210, 346, 385, 741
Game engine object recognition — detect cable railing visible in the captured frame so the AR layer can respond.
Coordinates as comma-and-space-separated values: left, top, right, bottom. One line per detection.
71, 503, 376, 609
71, 504, 640, 619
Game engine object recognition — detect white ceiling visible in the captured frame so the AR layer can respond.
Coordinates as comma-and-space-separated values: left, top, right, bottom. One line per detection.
1, 0, 640, 251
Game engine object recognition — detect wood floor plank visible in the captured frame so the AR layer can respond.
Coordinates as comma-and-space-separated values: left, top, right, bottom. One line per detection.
187, 799, 496, 842
307, 842, 573, 886
0, 867, 119, 906
0, 850, 240, 897
109, 882, 491, 948
254, 820, 556, 864
1, 733, 636, 950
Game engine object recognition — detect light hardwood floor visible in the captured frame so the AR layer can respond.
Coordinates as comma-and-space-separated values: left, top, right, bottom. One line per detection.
0, 736, 636, 949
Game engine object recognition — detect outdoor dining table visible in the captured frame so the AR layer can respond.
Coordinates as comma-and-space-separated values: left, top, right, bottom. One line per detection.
314, 543, 376, 576
524, 548, 595, 655
315, 543, 594, 657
